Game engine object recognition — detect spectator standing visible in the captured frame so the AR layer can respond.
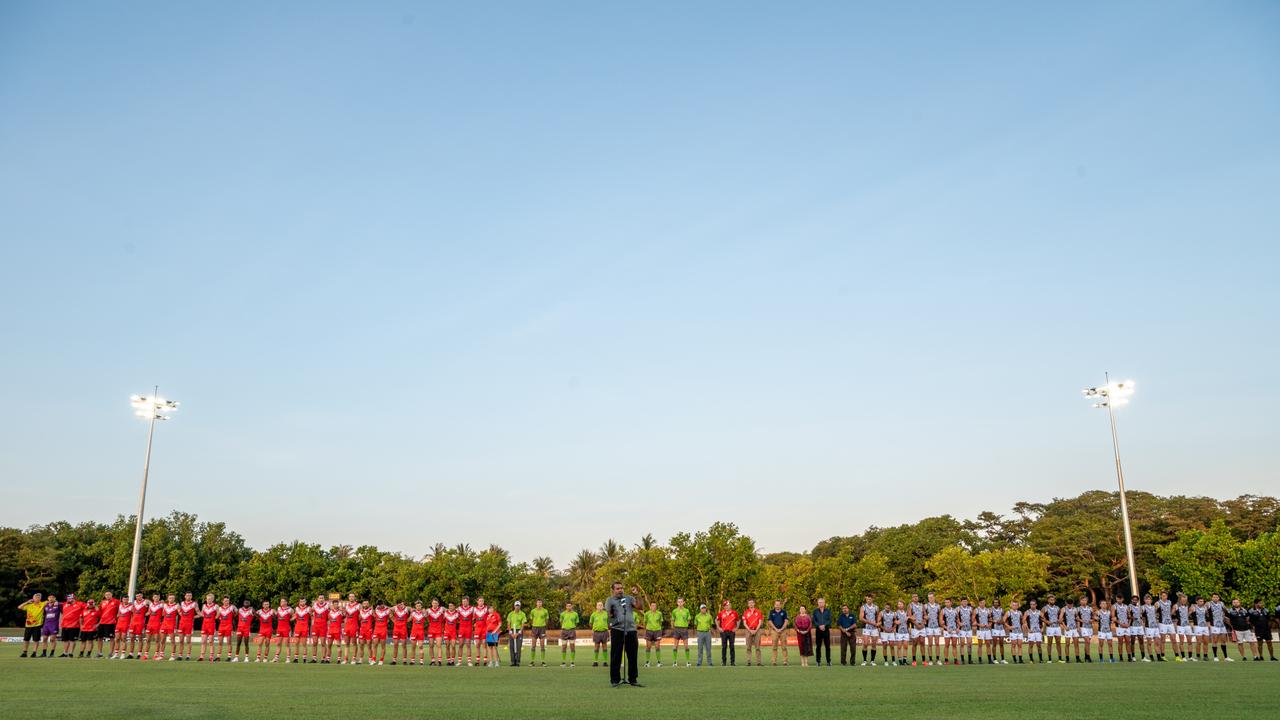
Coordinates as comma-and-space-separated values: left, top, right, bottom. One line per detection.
19, 593, 46, 657
768, 601, 789, 666
717, 600, 739, 667
695, 604, 715, 667
794, 606, 813, 667
813, 598, 832, 666
837, 604, 857, 665
742, 600, 763, 666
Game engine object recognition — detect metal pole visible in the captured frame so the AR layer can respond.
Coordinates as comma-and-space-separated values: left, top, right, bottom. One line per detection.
126, 387, 158, 601
1104, 373, 1140, 600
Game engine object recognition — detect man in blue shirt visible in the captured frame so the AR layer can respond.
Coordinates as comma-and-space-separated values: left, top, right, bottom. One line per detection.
837, 604, 857, 665
768, 601, 789, 666
812, 598, 833, 666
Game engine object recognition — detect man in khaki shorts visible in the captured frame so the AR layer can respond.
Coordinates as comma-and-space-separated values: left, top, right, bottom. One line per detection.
768, 600, 789, 665
742, 599, 764, 666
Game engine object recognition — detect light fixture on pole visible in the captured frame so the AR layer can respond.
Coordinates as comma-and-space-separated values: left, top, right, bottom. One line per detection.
126, 388, 179, 601
1082, 375, 1138, 600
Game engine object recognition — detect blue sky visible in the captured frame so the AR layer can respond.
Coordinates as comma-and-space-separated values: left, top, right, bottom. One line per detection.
2, 1, 1276, 564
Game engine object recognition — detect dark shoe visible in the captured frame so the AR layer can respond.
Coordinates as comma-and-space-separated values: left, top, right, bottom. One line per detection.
629, 682, 644, 687
612, 682, 622, 687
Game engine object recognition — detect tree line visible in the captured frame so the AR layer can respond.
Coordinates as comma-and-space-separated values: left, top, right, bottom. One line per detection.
2, 490, 1277, 627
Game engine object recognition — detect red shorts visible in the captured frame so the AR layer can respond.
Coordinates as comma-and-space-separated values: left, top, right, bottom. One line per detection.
201, 619, 216, 636
344, 619, 359, 638
293, 623, 309, 638
147, 619, 162, 634
359, 627, 373, 641
311, 621, 327, 638
411, 626, 425, 642
458, 624, 472, 639
258, 626, 273, 639
392, 626, 407, 640
276, 623, 291, 637
238, 625, 252, 637
131, 618, 146, 634
178, 620, 194, 636
219, 622, 234, 638
374, 627, 388, 641
443, 629, 456, 641
428, 627, 443, 639
328, 623, 342, 640
160, 624, 175, 636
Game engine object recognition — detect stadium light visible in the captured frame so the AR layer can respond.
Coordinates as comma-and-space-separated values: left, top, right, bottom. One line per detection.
126, 388, 179, 601
1082, 375, 1138, 600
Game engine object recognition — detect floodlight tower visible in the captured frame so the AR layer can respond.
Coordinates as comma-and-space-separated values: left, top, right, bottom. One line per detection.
126, 388, 180, 601
1082, 375, 1138, 600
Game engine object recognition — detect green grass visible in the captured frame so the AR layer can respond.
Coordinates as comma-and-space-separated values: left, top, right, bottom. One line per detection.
3, 645, 1278, 719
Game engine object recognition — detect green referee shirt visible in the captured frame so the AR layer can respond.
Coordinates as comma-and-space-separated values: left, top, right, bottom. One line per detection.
695, 611, 714, 632
530, 606, 549, 628
507, 610, 527, 631
559, 610, 579, 629
671, 607, 691, 628
644, 609, 663, 631
590, 610, 609, 632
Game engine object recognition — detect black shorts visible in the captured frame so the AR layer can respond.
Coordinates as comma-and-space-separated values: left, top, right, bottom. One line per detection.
98, 624, 116, 639
24, 627, 41, 642
79, 629, 98, 641
60, 628, 80, 642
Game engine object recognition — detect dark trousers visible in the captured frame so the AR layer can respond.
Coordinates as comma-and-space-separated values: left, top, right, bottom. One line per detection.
720, 631, 736, 665
609, 629, 638, 685
815, 628, 831, 664
508, 632, 522, 666
839, 631, 856, 664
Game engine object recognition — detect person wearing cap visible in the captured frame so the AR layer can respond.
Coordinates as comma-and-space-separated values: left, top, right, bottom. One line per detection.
694, 603, 715, 666
60, 593, 85, 657
505, 601, 527, 667
717, 599, 739, 666
604, 582, 641, 686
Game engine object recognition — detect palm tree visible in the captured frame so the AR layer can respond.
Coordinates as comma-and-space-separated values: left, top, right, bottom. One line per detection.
599, 539, 623, 564
568, 549, 598, 591
427, 543, 448, 560
331, 544, 353, 560
453, 543, 473, 557
484, 544, 510, 561
531, 556, 556, 578
637, 533, 656, 550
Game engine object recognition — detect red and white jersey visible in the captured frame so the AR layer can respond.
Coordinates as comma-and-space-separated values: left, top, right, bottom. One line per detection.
256, 608, 274, 624
443, 610, 459, 625
294, 604, 312, 619
313, 601, 329, 616
276, 606, 294, 620
148, 600, 164, 616
393, 607, 410, 624
179, 601, 198, 619
162, 602, 179, 619
473, 604, 488, 620
345, 603, 361, 620
411, 610, 426, 628
237, 607, 254, 627
427, 607, 445, 630
374, 607, 391, 623
202, 602, 219, 618
327, 607, 343, 623
137, 600, 152, 615
458, 605, 474, 622
117, 603, 133, 624
217, 605, 236, 621
358, 608, 374, 622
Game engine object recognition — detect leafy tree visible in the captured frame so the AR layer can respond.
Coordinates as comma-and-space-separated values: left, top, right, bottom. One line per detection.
1156, 520, 1238, 599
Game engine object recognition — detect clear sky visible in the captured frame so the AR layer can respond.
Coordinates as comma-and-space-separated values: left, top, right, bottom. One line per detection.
1, 1, 1276, 565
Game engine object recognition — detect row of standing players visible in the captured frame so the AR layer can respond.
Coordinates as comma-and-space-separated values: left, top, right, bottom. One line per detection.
16, 589, 1280, 667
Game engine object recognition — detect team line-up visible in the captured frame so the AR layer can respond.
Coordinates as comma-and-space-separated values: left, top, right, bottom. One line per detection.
17, 587, 1280, 667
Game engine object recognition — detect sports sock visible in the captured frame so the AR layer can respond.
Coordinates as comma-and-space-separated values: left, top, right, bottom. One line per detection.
870, 649, 877, 661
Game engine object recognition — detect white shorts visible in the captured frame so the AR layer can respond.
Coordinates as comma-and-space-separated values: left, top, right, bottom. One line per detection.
1008, 632, 1024, 641
1159, 623, 1175, 635
1045, 627, 1062, 637
991, 628, 1006, 638
1211, 627, 1228, 636
1145, 628, 1160, 639
1176, 626, 1193, 637
1236, 630, 1256, 643
1098, 631, 1113, 640
910, 629, 923, 639
1027, 632, 1043, 643
976, 630, 991, 640
1116, 627, 1130, 637
862, 628, 878, 638
896, 633, 910, 643
927, 628, 941, 637
1079, 628, 1094, 638
1194, 627, 1209, 637
1065, 629, 1079, 639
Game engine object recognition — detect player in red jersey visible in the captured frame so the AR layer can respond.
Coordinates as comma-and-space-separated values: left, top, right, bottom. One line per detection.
128, 594, 147, 658
473, 596, 490, 666
330, 597, 345, 661
141, 593, 162, 659
373, 603, 391, 665
272, 598, 293, 662
197, 593, 218, 661
457, 597, 475, 666
158, 594, 179, 661
233, 600, 254, 662
484, 604, 503, 667
216, 596, 236, 661
390, 601, 411, 665
443, 603, 460, 666
409, 601, 427, 665
308, 595, 329, 664
357, 601, 375, 664
426, 599, 445, 665
97, 591, 120, 659
176, 592, 197, 660
254, 601, 274, 661
290, 598, 311, 663
111, 593, 131, 659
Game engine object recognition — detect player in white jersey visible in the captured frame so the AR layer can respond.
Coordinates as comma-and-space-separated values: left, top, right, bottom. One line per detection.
940, 599, 959, 665
1024, 599, 1045, 663
973, 599, 992, 664
878, 605, 897, 666
1042, 595, 1063, 663
1062, 602, 1081, 662
1095, 600, 1116, 662
924, 593, 942, 666
1173, 593, 1194, 661
989, 602, 1008, 664
1156, 592, 1175, 661
908, 595, 926, 666
1141, 595, 1161, 661
1207, 594, 1230, 661
1076, 597, 1094, 663
859, 596, 879, 666
1192, 597, 1211, 661
1005, 601, 1025, 664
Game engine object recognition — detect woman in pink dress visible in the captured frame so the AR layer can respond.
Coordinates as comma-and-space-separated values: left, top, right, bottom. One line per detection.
794, 606, 813, 667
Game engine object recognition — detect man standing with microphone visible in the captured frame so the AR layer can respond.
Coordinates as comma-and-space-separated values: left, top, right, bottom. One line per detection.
605, 582, 642, 687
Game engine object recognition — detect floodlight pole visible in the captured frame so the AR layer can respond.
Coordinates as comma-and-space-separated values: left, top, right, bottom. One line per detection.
1102, 372, 1140, 601
126, 386, 159, 602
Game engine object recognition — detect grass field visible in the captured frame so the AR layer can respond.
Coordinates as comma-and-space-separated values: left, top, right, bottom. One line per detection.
3, 645, 1278, 720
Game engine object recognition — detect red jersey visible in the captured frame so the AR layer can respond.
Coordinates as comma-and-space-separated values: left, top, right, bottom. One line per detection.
275, 606, 293, 635
237, 608, 254, 635
392, 606, 410, 638
717, 609, 739, 632
344, 604, 360, 634
115, 601, 132, 629
327, 608, 343, 639
201, 602, 219, 632
742, 607, 763, 630
178, 601, 198, 633
457, 605, 474, 634
145, 601, 163, 631
160, 602, 179, 631
130, 601, 147, 631
311, 602, 329, 636
358, 608, 374, 640
81, 607, 100, 632
427, 607, 445, 636
443, 610, 459, 638
410, 610, 426, 641
62, 600, 85, 628
99, 598, 120, 625
292, 605, 311, 636
472, 606, 489, 637
256, 608, 275, 637
373, 608, 390, 639
485, 609, 501, 633
217, 605, 236, 636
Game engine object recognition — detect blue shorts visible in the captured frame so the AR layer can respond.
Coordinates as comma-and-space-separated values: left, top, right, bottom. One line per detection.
485, 632, 499, 645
